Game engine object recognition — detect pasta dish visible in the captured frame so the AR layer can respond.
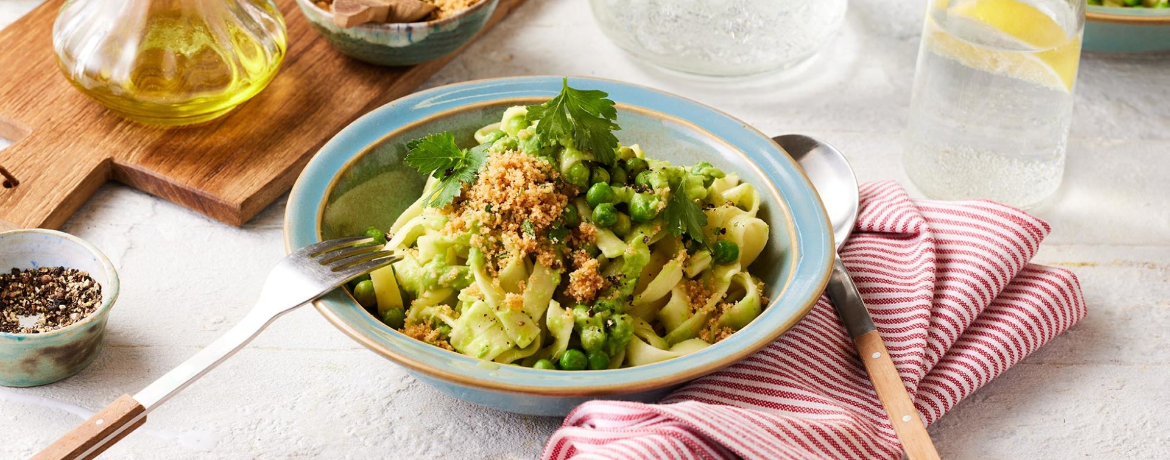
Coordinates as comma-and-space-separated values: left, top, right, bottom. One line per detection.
347, 80, 771, 371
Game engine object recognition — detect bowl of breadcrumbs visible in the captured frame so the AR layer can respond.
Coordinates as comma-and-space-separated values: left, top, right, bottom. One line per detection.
295, 0, 499, 66
0, 229, 119, 387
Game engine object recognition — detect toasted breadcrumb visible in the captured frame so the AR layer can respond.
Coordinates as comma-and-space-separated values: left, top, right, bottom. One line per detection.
503, 292, 524, 312
402, 322, 453, 351
682, 279, 714, 314
449, 150, 572, 273
700, 324, 736, 343
566, 255, 608, 304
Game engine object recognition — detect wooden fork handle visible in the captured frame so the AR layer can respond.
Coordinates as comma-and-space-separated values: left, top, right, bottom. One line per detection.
32, 394, 146, 460
854, 331, 942, 460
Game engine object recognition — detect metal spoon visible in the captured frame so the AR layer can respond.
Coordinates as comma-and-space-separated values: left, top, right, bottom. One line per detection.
773, 134, 941, 460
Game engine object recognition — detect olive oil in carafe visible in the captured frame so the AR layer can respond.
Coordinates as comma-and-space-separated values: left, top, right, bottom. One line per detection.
54, 0, 286, 126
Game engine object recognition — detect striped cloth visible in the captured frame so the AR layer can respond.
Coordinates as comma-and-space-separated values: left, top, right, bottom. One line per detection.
543, 181, 1087, 460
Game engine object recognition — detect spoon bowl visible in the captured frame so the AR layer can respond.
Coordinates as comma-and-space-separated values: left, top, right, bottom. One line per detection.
773, 134, 858, 250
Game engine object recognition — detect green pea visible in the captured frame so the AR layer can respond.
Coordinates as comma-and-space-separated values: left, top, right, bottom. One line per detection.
587, 351, 610, 370
580, 325, 607, 354
561, 204, 579, 227
635, 170, 669, 191
503, 115, 528, 135
634, 170, 653, 189
612, 213, 632, 237
624, 157, 649, 177
593, 299, 621, 313
565, 162, 591, 188
586, 182, 617, 207
353, 280, 377, 309
582, 242, 600, 258
558, 349, 588, 370
347, 273, 371, 290
712, 239, 740, 264
364, 226, 387, 245
592, 203, 618, 228
380, 307, 406, 329
590, 168, 610, 185
573, 304, 591, 323
533, 359, 557, 370
609, 166, 628, 185
629, 193, 661, 222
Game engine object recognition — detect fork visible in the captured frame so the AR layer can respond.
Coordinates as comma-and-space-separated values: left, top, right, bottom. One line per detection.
32, 237, 401, 460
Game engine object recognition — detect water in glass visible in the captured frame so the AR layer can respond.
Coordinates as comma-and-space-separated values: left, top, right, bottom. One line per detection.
903, 0, 1083, 208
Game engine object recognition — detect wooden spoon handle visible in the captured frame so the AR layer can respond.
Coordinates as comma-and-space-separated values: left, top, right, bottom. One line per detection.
31, 394, 146, 460
854, 331, 941, 460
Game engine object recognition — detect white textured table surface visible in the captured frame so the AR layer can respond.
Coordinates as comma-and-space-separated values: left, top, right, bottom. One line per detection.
2, 1, 1168, 459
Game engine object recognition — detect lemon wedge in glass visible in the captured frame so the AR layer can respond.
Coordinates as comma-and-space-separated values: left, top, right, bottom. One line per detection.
927, 0, 1081, 92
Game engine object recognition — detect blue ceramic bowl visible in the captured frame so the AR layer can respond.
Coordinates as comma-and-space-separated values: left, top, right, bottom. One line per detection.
0, 229, 119, 387
294, 0, 499, 66
1086, 6, 1170, 53
284, 77, 834, 416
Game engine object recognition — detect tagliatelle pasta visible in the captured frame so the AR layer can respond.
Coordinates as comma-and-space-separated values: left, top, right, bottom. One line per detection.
356, 83, 772, 371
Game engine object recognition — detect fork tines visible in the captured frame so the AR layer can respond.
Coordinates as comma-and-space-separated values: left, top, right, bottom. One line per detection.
306, 238, 401, 279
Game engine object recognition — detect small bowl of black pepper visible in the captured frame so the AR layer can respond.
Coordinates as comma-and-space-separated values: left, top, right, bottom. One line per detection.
0, 229, 119, 387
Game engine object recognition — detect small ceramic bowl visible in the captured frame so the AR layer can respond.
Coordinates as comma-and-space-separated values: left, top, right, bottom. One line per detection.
1085, 6, 1170, 53
285, 77, 834, 416
0, 229, 119, 387
294, 0, 499, 66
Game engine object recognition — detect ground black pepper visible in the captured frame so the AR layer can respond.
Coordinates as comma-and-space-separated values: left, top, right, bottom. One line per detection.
0, 267, 102, 334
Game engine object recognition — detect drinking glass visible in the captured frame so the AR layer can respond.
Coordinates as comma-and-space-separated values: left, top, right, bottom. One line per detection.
903, 0, 1084, 208
588, 0, 847, 77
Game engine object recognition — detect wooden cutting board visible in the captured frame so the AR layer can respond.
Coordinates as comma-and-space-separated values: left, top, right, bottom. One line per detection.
0, 0, 525, 230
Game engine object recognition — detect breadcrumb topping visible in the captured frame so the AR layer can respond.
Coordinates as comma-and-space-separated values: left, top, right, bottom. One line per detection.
565, 252, 608, 304
402, 322, 453, 351
449, 150, 573, 273
682, 279, 714, 313
700, 322, 736, 343
503, 292, 524, 312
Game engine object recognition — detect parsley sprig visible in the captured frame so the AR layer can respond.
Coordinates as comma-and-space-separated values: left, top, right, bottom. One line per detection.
404, 132, 488, 208
527, 78, 621, 166
662, 178, 708, 245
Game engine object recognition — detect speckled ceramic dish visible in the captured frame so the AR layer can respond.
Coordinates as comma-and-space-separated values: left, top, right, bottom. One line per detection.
1086, 6, 1170, 53
283, 77, 834, 416
0, 229, 119, 387
294, 0, 499, 66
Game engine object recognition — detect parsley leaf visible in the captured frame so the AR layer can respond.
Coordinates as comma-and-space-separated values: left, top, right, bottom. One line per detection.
527, 78, 621, 166
662, 180, 707, 245
404, 132, 488, 208
405, 132, 464, 178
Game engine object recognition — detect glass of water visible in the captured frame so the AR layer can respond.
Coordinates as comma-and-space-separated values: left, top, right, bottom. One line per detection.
903, 0, 1084, 208
588, 0, 847, 77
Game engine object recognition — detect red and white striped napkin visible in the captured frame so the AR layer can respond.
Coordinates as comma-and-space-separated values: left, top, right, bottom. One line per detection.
543, 181, 1087, 460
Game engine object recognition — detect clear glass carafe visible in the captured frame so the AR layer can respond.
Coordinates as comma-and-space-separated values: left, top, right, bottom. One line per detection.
52, 0, 287, 126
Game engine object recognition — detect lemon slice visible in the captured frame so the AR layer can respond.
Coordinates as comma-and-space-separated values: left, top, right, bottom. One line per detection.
929, 0, 1080, 92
